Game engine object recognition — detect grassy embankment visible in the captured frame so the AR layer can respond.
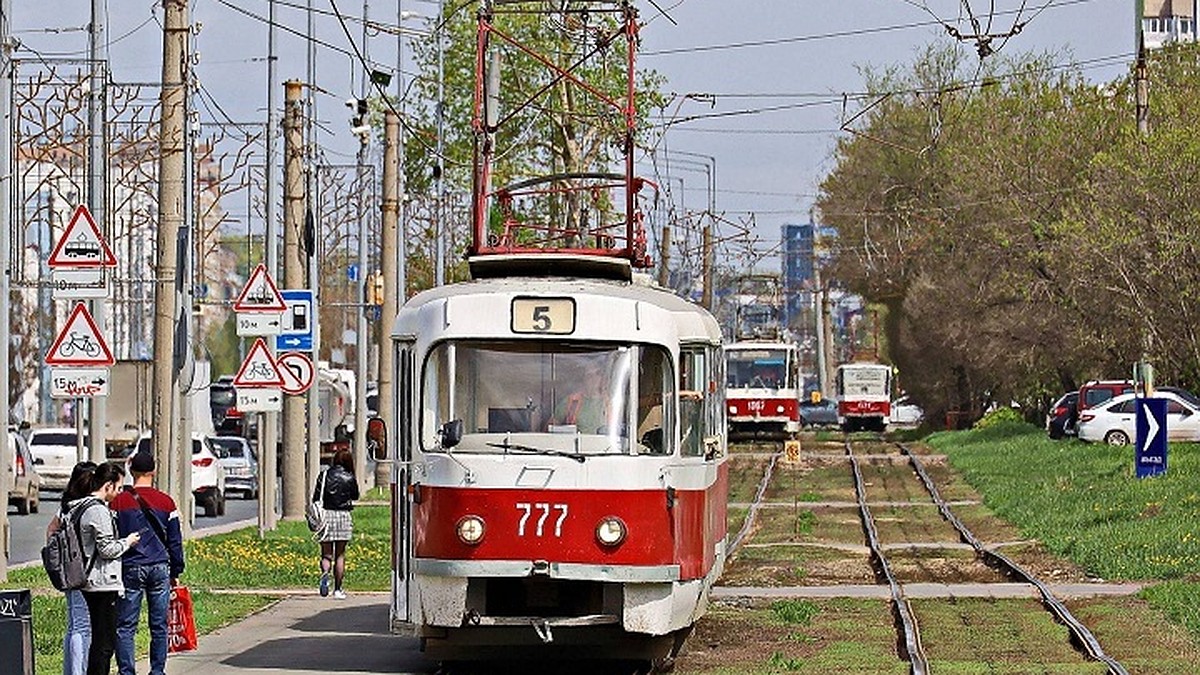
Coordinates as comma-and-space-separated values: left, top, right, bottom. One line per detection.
925, 422, 1200, 639
1, 505, 391, 674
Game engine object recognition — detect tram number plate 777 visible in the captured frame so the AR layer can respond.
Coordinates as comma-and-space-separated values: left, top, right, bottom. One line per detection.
516, 502, 569, 537
511, 298, 575, 335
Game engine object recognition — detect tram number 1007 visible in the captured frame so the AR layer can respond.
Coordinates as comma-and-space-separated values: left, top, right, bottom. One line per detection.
516, 502, 569, 538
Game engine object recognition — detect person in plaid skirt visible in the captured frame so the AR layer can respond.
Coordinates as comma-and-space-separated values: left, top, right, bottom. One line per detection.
313, 449, 359, 599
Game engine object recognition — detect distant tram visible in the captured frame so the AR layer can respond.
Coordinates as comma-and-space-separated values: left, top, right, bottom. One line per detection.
724, 342, 801, 438
835, 362, 892, 432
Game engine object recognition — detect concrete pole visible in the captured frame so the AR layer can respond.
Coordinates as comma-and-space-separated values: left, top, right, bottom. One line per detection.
153, 0, 188, 507
304, 0, 321, 505
0, 0, 12, 582
87, 0, 108, 464
353, 140, 369, 493
658, 225, 670, 288
260, 0, 280, 534
377, 110, 399, 489
701, 224, 713, 311
434, 0, 445, 286
282, 80, 307, 519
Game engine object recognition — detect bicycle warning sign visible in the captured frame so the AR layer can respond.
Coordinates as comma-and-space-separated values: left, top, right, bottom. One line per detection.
45, 302, 116, 367
233, 338, 286, 388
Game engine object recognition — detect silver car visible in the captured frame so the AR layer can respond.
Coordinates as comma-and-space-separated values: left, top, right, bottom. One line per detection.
210, 435, 258, 499
7, 429, 42, 515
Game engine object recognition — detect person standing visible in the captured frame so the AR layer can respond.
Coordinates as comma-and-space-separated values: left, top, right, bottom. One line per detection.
77, 462, 140, 675
45, 461, 98, 675
111, 452, 185, 675
314, 449, 359, 599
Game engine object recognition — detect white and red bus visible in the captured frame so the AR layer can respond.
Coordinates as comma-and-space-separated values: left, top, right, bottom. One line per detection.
724, 342, 801, 438
835, 362, 892, 432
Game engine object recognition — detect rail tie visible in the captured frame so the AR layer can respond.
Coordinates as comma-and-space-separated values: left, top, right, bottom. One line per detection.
728, 441, 783, 556
897, 443, 1129, 675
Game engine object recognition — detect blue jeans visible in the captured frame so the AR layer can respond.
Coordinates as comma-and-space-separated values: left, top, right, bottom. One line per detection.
63, 589, 91, 675
116, 562, 171, 675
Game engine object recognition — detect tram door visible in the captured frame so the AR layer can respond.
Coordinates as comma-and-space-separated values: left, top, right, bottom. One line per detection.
391, 343, 415, 627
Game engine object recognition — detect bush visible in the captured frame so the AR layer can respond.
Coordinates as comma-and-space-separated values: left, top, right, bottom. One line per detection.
973, 406, 1023, 430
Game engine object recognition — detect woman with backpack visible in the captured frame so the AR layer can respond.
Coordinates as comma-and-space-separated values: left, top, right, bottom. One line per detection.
73, 462, 140, 675
45, 461, 97, 675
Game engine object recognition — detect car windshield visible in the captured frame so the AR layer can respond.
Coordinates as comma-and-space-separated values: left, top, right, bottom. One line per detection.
32, 432, 84, 446
209, 437, 246, 458
726, 349, 791, 389
422, 340, 674, 456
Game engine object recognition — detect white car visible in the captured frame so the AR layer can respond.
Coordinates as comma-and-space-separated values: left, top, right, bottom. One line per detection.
890, 396, 924, 427
1077, 391, 1200, 445
26, 427, 82, 491
7, 428, 42, 515
210, 435, 258, 500
130, 433, 227, 517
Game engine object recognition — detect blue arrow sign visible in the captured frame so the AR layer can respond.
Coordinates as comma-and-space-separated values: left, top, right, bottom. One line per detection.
1135, 397, 1168, 478
275, 289, 315, 352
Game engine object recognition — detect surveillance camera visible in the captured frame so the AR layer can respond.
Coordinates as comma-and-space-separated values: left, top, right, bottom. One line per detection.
346, 98, 357, 108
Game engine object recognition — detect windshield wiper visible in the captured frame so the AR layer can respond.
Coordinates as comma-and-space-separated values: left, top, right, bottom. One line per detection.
486, 441, 586, 463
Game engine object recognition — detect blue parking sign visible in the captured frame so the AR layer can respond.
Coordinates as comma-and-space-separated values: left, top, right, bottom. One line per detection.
1135, 397, 1168, 478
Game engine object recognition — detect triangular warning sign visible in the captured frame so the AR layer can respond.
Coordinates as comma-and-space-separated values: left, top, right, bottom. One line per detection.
233, 338, 286, 388
45, 303, 116, 367
233, 263, 288, 312
47, 205, 117, 269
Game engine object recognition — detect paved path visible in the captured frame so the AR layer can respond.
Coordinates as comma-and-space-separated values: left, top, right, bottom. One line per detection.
149, 593, 438, 674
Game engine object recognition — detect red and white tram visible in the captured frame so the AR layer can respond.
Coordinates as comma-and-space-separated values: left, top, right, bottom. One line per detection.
379, 2, 727, 665
835, 362, 892, 432
724, 342, 801, 438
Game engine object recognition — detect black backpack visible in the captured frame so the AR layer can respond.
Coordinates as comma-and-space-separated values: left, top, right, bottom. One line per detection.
41, 499, 102, 592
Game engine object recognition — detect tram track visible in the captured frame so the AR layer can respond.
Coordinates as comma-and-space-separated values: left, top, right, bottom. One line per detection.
705, 435, 1133, 674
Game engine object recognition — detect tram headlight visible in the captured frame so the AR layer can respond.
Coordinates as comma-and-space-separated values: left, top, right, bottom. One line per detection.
776, 405, 785, 413
456, 515, 486, 545
727, 405, 736, 414
595, 516, 627, 547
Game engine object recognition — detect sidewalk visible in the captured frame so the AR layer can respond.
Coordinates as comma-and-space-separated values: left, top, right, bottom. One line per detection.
148, 593, 438, 674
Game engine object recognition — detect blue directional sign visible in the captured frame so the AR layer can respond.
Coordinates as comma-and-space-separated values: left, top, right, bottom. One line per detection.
275, 289, 314, 352
1135, 397, 1168, 479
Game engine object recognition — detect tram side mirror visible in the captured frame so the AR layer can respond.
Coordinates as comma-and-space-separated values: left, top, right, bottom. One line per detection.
367, 417, 387, 460
439, 419, 464, 449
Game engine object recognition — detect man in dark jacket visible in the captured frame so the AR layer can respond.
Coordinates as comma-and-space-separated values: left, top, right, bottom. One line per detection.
112, 451, 185, 675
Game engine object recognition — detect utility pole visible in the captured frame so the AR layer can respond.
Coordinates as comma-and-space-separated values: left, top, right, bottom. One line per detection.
153, 0, 188, 512
353, 0, 370, 492
0, 0, 13, 582
282, 80, 306, 519
377, 110, 399, 489
434, 0, 445, 286
260, 0, 280, 534
658, 225, 671, 288
87, 0, 108, 465
1135, 0, 1149, 136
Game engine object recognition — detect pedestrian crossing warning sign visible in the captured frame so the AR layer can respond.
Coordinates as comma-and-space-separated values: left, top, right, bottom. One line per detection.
45, 302, 116, 367
233, 338, 286, 388
47, 205, 117, 269
233, 263, 287, 313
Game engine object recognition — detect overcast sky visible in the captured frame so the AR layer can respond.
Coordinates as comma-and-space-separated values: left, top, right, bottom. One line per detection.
12, 0, 1131, 270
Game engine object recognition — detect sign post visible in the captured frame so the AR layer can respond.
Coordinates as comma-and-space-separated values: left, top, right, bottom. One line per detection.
1135, 397, 1168, 478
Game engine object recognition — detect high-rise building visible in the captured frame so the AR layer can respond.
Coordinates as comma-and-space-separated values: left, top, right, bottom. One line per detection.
780, 223, 815, 329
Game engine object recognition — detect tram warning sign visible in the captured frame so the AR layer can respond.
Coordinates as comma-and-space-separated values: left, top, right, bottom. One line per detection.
45, 302, 115, 367
232, 338, 286, 388
233, 264, 287, 313
47, 205, 117, 269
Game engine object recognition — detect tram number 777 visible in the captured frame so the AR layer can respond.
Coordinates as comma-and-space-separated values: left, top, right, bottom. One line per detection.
516, 502, 569, 537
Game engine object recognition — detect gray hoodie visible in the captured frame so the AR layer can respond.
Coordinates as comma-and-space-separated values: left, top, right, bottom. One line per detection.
68, 496, 134, 594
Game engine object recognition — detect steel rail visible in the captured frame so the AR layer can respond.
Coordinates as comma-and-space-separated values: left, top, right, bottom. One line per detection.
727, 441, 784, 556
846, 439, 929, 675
897, 444, 1129, 675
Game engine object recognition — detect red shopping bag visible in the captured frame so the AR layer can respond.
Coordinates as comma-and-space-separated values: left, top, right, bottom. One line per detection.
167, 585, 198, 653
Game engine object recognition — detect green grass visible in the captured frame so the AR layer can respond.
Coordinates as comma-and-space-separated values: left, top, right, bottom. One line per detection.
770, 599, 819, 626
1140, 581, 1200, 640
925, 422, 1200, 580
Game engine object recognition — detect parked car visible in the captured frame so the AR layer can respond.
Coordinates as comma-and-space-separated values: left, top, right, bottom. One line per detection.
890, 395, 924, 427
1077, 391, 1200, 445
7, 428, 42, 514
210, 435, 258, 500
26, 426, 83, 491
210, 381, 244, 436
1076, 380, 1133, 417
130, 433, 227, 517
799, 399, 839, 428
1046, 391, 1079, 439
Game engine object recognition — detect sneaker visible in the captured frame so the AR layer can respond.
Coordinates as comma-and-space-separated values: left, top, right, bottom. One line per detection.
319, 573, 330, 597
333, 589, 347, 600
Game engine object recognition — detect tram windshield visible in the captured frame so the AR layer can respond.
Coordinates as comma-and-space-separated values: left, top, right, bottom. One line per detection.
422, 341, 674, 456
726, 349, 790, 389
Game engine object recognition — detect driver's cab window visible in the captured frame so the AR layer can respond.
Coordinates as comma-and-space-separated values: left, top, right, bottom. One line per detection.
680, 347, 708, 457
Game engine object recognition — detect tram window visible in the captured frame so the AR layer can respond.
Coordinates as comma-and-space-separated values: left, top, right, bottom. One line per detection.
636, 346, 674, 456
680, 348, 707, 457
